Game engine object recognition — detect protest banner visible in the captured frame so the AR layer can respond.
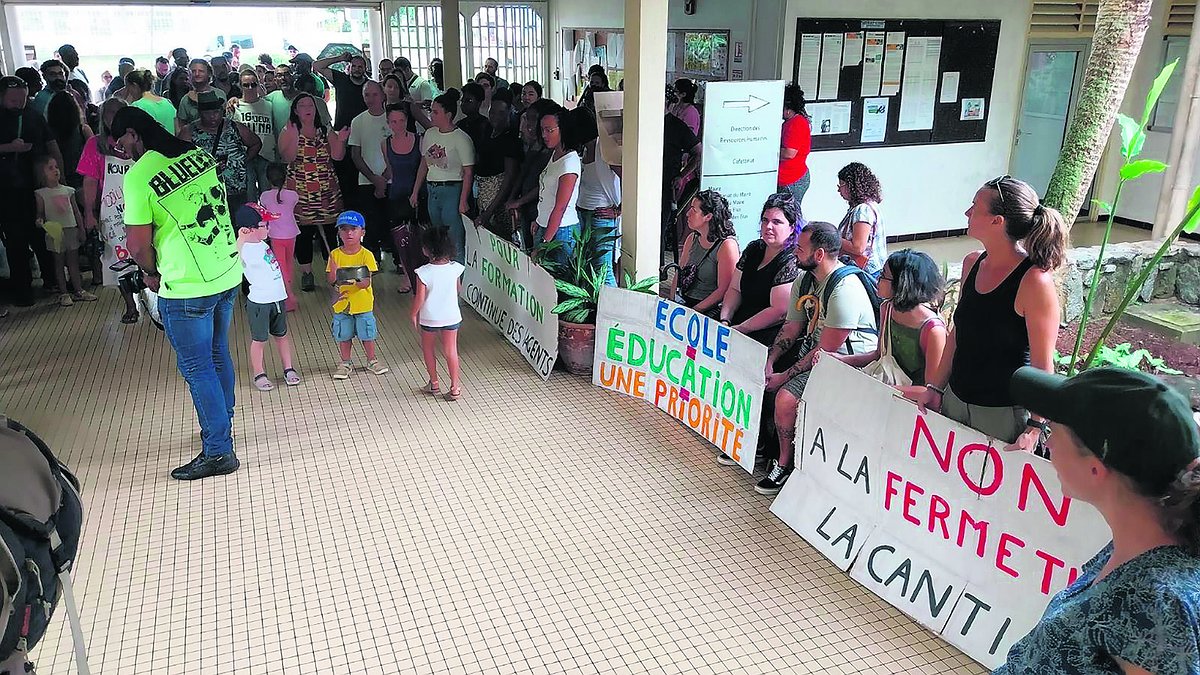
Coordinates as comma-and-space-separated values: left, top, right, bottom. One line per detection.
700, 80, 784, 245
593, 287, 767, 472
461, 220, 558, 379
99, 153, 134, 285
770, 358, 1111, 668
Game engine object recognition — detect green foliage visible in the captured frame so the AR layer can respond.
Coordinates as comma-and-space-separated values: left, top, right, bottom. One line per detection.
1066, 60, 1178, 375
1055, 344, 1182, 376
546, 223, 657, 324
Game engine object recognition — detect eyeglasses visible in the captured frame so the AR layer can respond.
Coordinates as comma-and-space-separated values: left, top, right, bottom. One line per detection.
986, 174, 1011, 207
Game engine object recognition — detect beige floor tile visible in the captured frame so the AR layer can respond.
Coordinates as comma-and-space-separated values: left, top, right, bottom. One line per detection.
0, 272, 987, 675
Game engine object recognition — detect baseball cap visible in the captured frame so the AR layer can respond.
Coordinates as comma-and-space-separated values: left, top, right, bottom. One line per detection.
337, 211, 366, 229
291, 53, 314, 65
118, 57, 135, 67
234, 205, 265, 229
1011, 366, 1200, 494
196, 90, 223, 111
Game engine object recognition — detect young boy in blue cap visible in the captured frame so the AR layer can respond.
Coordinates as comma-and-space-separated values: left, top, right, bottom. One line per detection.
327, 210, 388, 379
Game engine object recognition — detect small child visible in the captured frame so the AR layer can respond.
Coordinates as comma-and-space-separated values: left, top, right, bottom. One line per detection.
328, 210, 389, 380
258, 163, 300, 312
35, 157, 97, 307
411, 226, 465, 401
235, 204, 300, 391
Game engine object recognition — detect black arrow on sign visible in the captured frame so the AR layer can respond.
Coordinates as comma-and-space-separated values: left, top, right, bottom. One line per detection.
722, 94, 770, 113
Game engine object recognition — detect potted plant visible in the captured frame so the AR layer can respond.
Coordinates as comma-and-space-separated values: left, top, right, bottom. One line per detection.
543, 222, 657, 374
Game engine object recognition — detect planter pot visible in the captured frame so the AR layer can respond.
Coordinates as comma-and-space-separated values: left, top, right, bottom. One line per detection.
558, 320, 597, 375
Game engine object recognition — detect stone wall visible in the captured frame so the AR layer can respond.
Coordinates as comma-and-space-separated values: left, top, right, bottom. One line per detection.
941, 240, 1200, 324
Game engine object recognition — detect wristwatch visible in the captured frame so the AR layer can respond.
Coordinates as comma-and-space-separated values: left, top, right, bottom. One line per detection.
1026, 418, 1051, 434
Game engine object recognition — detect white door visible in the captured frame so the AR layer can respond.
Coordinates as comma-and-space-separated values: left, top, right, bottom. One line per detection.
1012, 44, 1088, 197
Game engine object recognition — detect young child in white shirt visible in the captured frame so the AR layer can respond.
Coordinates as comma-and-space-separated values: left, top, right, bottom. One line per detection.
411, 226, 465, 401
235, 204, 300, 391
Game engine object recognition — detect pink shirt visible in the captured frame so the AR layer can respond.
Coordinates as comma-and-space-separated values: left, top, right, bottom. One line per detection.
258, 188, 301, 240
671, 103, 701, 136
76, 135, 103, 182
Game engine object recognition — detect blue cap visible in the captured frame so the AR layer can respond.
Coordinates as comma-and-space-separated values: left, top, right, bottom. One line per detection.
234, 205, 263, 228
337, 210, 366, 229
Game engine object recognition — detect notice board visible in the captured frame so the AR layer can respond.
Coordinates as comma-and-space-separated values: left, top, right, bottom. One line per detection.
792, 18, 1000, 150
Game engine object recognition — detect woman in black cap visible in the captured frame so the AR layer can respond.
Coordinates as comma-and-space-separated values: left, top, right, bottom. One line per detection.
996, 366, 1200, 674
180, 91, 260, 215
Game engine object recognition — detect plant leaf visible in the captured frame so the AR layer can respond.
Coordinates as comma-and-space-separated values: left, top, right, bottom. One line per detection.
1185, 184, 1200, 233
1117, 114, 1143, 159
630, 276, 658, 293
1091, 199, 1114, 215
554, 279, 591, 299
561, 307, 591, 323
1119, 159, 1168, 181
552, 298, 589, 315
1143, 58, 1181, 127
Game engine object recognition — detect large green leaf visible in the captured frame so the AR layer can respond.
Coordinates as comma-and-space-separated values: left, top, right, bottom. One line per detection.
1116, 113, 1143, 159
552, 298, 591, 315
1185, 184, 1200, 233
559, 307, 592, 323
1091, 199, 1114, 215
1119, 159, 1168, 181
554, 279, 592, 299
628, 276, 658, 293
1142, 58, 1181, 127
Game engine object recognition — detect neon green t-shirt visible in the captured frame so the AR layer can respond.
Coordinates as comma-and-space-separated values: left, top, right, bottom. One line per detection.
123, 148, 242, 299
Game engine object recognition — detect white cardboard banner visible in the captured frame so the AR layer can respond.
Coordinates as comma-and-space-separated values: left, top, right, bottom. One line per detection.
592, 287, 767, 472
99, 154, 134, 286
460, 221, 559, 379
699, 80, 784, 246
771, 358, 1111, 669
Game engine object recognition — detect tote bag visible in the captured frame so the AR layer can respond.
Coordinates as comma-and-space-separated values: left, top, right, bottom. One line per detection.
862, 303, 912, 387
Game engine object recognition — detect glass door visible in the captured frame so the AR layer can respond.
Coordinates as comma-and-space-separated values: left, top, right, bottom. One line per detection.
1011, 43, 1088, 198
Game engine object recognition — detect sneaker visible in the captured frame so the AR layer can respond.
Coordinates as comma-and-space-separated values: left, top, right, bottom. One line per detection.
716, 452, 739, 466
333, 362, 353, 380
301, 272, 315, 292
58, 293, 74, 307
72, 290, 98, 302
170, 451, 240, 480
367, 359, 390, 375
754, 461, 793, 496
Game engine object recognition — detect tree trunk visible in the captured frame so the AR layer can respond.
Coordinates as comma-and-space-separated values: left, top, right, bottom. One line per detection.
1042, 0, 1154, 225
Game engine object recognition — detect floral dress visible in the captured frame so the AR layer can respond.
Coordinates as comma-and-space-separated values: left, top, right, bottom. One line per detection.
287, 129, 344, 226
190, 120, 248, 200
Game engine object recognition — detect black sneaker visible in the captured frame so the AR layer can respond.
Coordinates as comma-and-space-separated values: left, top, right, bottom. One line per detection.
755, 460, 793, 496
171, 452, 240, 480
716, 452, 739, 466
301, 272, 315, 292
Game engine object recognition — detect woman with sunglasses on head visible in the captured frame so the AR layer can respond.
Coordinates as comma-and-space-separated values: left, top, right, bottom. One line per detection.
917, 176, 1067, 451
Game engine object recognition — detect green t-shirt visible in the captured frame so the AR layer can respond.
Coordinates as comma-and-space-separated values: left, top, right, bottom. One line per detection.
123, 148, 241, 299
131, 96, 178, 133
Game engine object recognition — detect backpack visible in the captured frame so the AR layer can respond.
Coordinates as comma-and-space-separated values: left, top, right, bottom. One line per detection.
798, 264, 882, 354
0, 418, 90, 674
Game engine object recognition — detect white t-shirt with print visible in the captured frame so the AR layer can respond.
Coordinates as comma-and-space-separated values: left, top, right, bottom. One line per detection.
536, 151, 582, 230
240, 241, 288, 304
349, 109, 391, 186
416, 261, 465, 327
420, 127, 476, 183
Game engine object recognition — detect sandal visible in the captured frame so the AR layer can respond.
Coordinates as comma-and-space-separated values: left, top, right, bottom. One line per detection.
425, 380, 440, 395
253, 373, 275, 391
121, 309, 139, 324
444, 387, 461, 402
283, 368, 301, 386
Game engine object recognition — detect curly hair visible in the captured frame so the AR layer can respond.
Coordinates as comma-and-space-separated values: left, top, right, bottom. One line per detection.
837, 162, 883, 206
760, 191, 805, 250
693, 189, 735, 243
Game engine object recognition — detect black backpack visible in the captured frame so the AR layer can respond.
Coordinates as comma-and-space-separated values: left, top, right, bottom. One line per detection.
0, 418, 89, 674
797, 264, 882, 354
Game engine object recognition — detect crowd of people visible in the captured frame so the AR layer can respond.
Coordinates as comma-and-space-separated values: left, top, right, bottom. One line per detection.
2, 42, 1199, 675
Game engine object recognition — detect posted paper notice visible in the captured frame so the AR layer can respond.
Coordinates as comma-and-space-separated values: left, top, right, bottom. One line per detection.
843, 31, 864, 67
961, 97, 986, 121
861, 31, 885, 97
819, 33, 844, 100
798, 34, 822, 98
881, 32, 905, 96
861, 98, 888, 143
898, 36, 941, 131
809, 101, 852, 136
940, 71, 960, 103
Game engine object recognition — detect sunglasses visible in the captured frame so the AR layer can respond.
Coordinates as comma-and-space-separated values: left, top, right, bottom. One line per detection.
986, 174, 1011, 207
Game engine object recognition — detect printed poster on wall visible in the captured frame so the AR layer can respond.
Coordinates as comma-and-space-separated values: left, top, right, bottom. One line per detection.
898, 36, 942, 131
461, 221, 559, 379
861, 98, 888, 143
881, 32, 905, 96
818, 33, 844, 100
593, 288, 767, 473
798, 34, 822, 99
770, 359, 1110, 669
861, 31, 885, 97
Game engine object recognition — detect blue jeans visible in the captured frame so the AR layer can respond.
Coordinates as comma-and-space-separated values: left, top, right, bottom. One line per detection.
535, 222, 578, 269
159, 286, 238, 457
577, 208, 619, 286
428, 182, 465, 264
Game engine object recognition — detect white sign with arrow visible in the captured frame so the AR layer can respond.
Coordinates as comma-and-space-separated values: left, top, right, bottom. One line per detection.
699, 80, 785, 245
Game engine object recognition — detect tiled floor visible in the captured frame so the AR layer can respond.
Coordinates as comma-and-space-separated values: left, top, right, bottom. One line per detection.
1, 272, 986, 675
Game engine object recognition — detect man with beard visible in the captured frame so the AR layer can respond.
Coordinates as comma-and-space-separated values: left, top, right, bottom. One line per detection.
264, 64, 330, 134
758, 219, 878, 496
314, 52, 368, 130
210, 55, 242, 99
483, 57, 509, 91
30, 59, 68, 117
56, 44, 90, 101
0, 76, 60, 307
112, 106, 243, 481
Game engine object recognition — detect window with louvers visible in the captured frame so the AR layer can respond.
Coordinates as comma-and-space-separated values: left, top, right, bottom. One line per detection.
1030, 1, 1099, 36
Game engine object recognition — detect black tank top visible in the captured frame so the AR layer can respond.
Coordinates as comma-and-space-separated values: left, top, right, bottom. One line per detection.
949, 252, 1035, 406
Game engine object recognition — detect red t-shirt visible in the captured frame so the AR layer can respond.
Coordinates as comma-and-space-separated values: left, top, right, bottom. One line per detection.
778, 114, 811, 187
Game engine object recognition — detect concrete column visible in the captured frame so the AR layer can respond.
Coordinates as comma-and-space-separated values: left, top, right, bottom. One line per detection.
621, 0, 668, 281
368, 7, 387, 64
441, 0, 464, 90
0, 2, 19, 75
1153, 22, 1200, 238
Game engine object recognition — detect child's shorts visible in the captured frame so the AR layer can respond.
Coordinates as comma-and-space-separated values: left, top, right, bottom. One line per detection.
247, 299, 288, 342
420, 322, 461, 332
332, 310, 378, 342
44, 223, 80, 254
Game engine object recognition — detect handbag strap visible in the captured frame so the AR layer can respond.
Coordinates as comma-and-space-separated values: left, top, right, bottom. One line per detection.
878, 301, 894, 358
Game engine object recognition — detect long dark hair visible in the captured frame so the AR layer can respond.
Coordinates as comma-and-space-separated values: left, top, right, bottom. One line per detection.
837, 162, 883, 205
289, 93, 329, 138
693, 189, 735, 243
167, 68, 190, 108
539, 104, 589, 155
983, 176, 1069, 271
884, 249, 944, 312
1164, 468, 1200, 555
784, 84, 809, 120
430, 60, 445, 91
46, 91, 82, 143
111, 106, 196, 159
673, 78, 698, 105
760, 191, 805, 250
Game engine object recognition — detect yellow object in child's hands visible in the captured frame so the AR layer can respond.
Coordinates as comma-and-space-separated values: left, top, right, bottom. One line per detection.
42, 220, 64, 250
